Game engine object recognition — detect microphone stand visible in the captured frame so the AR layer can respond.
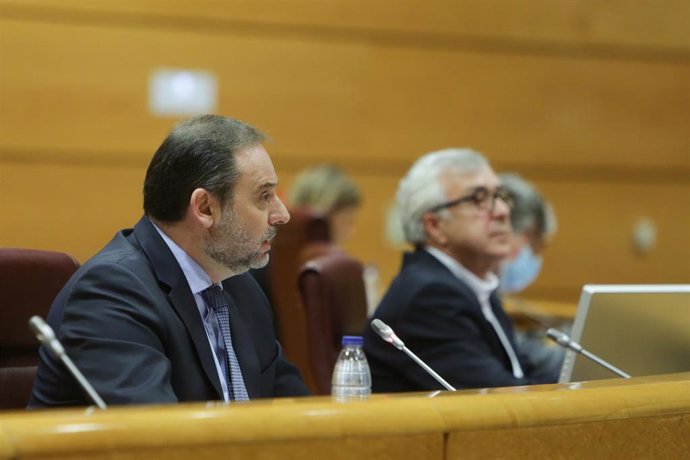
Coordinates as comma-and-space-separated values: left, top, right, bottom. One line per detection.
546, 328, 631, 379
29, 316, 108, 409
371, 319, 456, 392
399, 345, 457, 392
577, 348, 631, 379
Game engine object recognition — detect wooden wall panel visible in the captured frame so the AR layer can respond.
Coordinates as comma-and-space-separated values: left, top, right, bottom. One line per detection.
3, 0, 690, 51
523, 180, 690, 300
2, 162, 685, 303
1, 16, 688, 169
0, 162, 144, 260
318, 175, 690, 303
0, 1, 688, 303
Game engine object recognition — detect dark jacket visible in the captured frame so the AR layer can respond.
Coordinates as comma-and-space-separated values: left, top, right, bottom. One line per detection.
30, 217, 308, 407
363, 249, 540, 392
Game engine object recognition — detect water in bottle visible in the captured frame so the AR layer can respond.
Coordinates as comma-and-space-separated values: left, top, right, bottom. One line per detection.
331, 335, 372, 401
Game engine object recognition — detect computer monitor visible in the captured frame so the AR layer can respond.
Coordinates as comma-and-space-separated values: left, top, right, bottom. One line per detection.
559, 284, 690, 383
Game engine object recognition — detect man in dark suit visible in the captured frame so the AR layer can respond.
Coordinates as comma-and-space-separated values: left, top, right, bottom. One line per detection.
30, 115, 309, 407
364, 148, 552, 392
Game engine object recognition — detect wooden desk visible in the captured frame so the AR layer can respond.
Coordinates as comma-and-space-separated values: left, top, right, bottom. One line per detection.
0, 373, 688, 459
502, 296, 577, 330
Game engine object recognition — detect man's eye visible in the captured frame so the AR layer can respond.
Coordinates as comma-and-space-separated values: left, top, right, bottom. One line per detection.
471, 189, 490, 203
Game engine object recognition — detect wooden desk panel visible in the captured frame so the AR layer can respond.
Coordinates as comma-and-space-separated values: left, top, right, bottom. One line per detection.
0, 374, 688, 459
437, 375, 690, 459
0, 398, 445, 460
449, 415, 688, 460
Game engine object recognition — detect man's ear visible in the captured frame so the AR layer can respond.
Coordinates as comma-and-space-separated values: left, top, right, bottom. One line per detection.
422, 211, 447, 246
189, 188, 219, 230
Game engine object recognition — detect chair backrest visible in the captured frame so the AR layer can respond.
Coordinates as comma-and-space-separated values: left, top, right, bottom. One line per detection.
0, 247, 79, 410
0, 366, 37, 410
266, 208, 330, 390
0, 248, 80, 366
298, 250, 369, 394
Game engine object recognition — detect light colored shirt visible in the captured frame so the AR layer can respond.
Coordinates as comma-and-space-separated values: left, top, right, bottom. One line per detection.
152, 224, 231, 402
424, 246, 524, 379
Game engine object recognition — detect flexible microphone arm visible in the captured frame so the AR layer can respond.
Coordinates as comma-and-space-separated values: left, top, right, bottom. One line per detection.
371, 319, 457, 392
546, 328, 631, 379
29, 316, 108, 409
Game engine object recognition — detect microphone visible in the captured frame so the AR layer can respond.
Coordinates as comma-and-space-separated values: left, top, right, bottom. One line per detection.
546, 328, 631, 379
370, 319, 456, 392
29, 316, 108, 409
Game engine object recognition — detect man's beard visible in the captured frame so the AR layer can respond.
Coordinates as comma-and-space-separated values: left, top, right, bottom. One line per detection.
204, 211, 278, 274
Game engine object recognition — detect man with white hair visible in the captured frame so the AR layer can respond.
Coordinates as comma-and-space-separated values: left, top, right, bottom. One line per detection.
363, 148, 549, 391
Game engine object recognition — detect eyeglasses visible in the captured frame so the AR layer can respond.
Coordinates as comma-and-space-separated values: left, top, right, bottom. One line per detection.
428, 187, 514, 213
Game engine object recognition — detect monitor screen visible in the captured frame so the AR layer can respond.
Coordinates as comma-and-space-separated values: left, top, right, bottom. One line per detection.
559, 284, 690, 383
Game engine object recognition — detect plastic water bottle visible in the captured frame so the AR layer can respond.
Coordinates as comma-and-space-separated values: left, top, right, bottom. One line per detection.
331, 335, 372, 401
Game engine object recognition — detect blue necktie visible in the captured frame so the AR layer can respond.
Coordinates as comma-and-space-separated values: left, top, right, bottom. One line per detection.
201, 285, 249, 401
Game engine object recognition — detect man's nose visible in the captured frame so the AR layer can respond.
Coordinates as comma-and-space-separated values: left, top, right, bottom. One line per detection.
269, 196, 290, 226
491, 195, 511, 219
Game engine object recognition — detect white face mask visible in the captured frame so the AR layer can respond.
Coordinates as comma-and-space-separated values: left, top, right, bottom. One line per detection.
499, 245, 543, 293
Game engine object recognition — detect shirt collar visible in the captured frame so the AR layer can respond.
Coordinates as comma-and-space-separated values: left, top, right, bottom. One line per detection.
424, 246, 499, 300
151, 223, 218, 295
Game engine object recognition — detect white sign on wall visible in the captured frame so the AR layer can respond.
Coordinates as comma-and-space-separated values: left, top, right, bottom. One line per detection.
148, 69, 217, 116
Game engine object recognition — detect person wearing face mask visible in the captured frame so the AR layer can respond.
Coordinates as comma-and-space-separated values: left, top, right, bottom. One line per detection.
497, 173, 565, 383
500, 239, 544, 294
288, 164, 362, 245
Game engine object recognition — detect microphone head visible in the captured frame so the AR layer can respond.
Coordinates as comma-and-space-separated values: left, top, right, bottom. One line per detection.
370, 319, 405, 350
371, 319, 393, 339
29, 315, 56, 343
29, 315, 65, 357
546, 328, 573, 347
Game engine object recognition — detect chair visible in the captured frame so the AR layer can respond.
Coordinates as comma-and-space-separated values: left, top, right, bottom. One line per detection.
0, 366, 37, 410
298, 250, 369, 394
265, 208, 330, 390
0, 248, 80, 410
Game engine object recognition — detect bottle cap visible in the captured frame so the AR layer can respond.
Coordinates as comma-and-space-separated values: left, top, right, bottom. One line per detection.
341, 335, 363, 346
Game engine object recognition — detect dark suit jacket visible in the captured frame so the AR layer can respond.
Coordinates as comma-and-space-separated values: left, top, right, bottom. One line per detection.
30, 217, 309, 407
363, 249, 542, 392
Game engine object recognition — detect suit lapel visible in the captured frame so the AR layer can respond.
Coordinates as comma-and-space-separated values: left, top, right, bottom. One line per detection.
132, 217, 224, 400
168, 279, 224, 399
412, 250, 480, 303
414, 249, 510, 362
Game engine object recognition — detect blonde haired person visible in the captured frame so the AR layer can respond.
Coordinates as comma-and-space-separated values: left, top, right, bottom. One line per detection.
289, 165, 381, 312
289, 164, 362, 244
249, 164, 364, 310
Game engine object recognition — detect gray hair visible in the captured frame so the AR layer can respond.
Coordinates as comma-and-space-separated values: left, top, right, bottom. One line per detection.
144, 115, 266, 222
396, 148, 489, 245
498, 173, 557, 237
